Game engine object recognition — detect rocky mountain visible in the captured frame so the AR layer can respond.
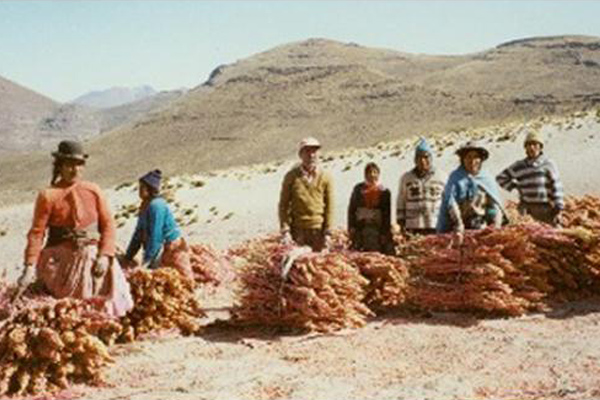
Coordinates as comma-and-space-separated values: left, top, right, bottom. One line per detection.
2, 35, 600, 203
71, 85, 157, 109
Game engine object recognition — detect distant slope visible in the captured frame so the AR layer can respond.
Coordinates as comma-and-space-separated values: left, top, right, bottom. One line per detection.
71, 85, 157, 109
2, 35, 600, 203
0, 76, 58, 152
0, 80, 183, 155
98, 89, 186, 132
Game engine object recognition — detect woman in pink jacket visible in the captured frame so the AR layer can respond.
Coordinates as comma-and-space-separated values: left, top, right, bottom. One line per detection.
17, 140, 133, 317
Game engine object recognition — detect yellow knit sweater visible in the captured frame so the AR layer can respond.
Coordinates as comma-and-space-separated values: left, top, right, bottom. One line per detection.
278, 165, 334, 231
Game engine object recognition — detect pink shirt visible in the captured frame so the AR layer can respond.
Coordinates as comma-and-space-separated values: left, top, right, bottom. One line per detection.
24, 180, 116, 265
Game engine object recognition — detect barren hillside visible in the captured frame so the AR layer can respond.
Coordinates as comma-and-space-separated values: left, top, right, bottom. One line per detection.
0, 76, 58, 152
2, 35, 600, 204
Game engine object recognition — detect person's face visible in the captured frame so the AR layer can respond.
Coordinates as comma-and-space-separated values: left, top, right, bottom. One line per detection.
463, 150, 483, 175
415, 152, 432, 173
525, 141, 542, 159
59, 159, 84, 183
300, 146, 319, 167
138, 182, 152, 200
365, 167, 380, 185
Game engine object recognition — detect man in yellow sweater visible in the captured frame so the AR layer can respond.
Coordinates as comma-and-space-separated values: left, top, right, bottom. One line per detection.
279, 137, 334, 251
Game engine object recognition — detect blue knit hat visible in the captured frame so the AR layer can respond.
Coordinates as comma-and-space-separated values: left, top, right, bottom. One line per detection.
140, 169, 162, 192
415, 138, 432, 156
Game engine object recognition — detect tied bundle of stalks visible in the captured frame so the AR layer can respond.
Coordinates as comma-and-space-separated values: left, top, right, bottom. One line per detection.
345, 251, 409, 309
232, 241, 372, 332
406, 226, 545, 316
189, 243, 234, 286
530, 226, 600, 299
0, 298, 118, 396
401, 223, 600, 316
119, 267, 206, 341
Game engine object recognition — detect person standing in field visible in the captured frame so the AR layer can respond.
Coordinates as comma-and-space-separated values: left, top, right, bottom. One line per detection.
496, 131, 564, 226
348, 162, 394, 254
397, 138, 447, 235
279, 137, 334, 252
437, 141, 506, 241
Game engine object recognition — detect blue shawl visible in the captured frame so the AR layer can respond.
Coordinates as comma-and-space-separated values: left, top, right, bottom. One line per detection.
436, 165, 505, 233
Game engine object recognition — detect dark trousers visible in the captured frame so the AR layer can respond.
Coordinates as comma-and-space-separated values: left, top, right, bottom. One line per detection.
519, 203, 559, 227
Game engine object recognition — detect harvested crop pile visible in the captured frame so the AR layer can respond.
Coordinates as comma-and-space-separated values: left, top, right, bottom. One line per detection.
228, 229, 351, 262
561, 195, 600, 231
232, 241, 372, 332
329, 229, 351, 251
0, 298, 118, 396
0, 278, 14, 322
402, 223, 600, 315
345, 251, 409, 309
530, 226, 600, 299
0, 279, 55, 323
189, 243, 234, 286
228, 234, 281, 263
504, 195, 600, 230
119, 267, 206, 341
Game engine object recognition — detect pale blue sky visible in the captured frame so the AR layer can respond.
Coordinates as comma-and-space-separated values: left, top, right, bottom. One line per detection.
1, 0, 599, 102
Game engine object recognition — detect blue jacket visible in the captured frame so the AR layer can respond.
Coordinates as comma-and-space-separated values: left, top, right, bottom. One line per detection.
125, 197, 181, 264
437, 166, 505, 233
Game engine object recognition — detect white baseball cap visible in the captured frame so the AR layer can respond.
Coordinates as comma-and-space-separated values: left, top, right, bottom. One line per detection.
298, 137, 321, 151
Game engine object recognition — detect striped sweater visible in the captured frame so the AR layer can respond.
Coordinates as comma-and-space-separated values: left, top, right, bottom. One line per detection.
496, 154, 564, 209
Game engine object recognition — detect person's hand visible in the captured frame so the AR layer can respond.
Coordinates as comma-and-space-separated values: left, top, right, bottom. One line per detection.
12, 264, 35, 303
92, 256, 111, 295
324, 232, 333, 251
455, 231, 464, 247
553, 209, 563, 228
280, 230, 293, 246
448, 230, 464, 249
92, 255, 110, 278
17, 263, 35, 287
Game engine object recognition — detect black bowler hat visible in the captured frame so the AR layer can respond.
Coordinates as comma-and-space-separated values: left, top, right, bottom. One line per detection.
51, 140, 88, 162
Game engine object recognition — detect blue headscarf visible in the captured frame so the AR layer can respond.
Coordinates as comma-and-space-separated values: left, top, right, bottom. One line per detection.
436, 165, 505, 233
415, 138, 432, 157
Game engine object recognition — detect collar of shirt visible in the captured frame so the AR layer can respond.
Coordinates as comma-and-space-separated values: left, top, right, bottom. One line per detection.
301, 165, 317, 179
413, 167, 434, 179
525, 153, 546, 167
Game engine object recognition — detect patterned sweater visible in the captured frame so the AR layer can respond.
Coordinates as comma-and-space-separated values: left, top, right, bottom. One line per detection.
279, 165, 334, 231
496, 154, 564, 209
396, 168, 447, 230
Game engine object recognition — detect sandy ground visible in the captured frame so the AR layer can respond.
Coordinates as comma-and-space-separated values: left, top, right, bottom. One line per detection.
2, 111, 600, 399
